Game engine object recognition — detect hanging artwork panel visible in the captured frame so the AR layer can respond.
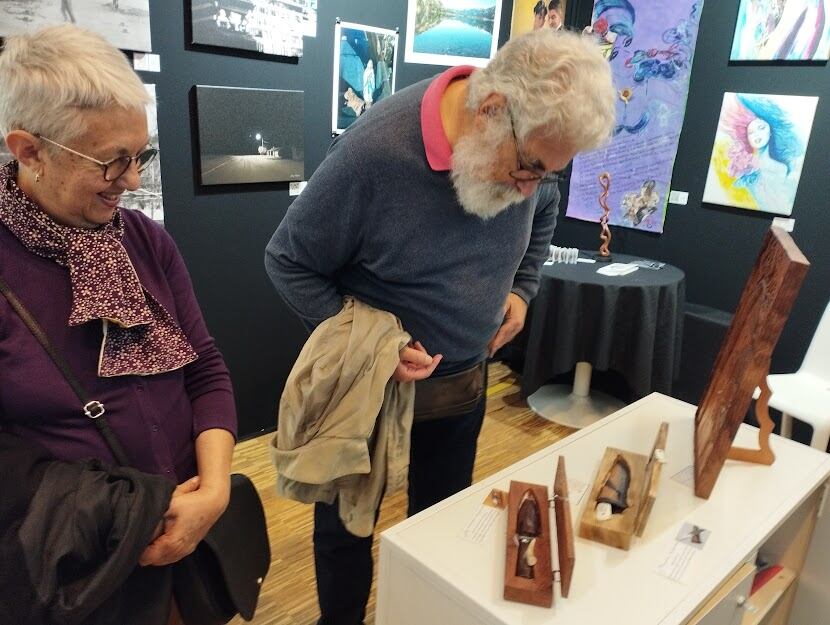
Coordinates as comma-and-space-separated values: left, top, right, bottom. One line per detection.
121, 84, 164, 225
404, 0, 503, 68
195, 85, 304, 186
509, 0, 568, 37
702, 93, 817, 216
730, 0, 830, 61
566, 0, 704, 234
0, 0, 152, 52
191, 0, 317, 57
332, 21, 399, 134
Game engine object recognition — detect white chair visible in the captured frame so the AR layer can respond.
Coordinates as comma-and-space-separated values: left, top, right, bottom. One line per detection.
761, 300, 830, 452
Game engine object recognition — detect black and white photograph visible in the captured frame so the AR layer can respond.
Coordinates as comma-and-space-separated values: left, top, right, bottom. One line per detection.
191, 0, 317, 57
122, 84, 163, 224
196, 85, 304, 186
0, 0, 152, 52
332, 21, 398, 134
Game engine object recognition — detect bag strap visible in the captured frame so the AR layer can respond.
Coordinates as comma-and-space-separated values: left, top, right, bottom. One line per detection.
0, 274, 132, 466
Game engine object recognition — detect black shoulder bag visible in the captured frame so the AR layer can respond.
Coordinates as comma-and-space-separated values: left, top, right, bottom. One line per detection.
0, 276, 271, 625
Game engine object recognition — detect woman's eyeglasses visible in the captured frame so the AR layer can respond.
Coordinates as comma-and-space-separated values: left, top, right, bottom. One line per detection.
36, 134, 158, 182
506, 113, 569, 185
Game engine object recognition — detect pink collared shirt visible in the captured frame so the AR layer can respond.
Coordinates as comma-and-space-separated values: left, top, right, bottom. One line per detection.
421, 65, 476, 172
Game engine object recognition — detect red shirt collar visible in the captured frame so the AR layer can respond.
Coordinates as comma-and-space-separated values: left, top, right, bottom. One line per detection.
421, 65, 476, 172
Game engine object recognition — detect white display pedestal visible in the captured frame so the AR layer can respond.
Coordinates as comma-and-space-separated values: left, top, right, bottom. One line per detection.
377, 394, 830, 625
526, 361, 625, 429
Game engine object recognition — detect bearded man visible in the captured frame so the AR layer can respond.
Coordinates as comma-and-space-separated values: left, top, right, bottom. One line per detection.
264, 29, 615, 625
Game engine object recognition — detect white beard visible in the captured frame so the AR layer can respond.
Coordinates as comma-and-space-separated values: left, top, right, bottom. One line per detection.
450, 119, 525, 219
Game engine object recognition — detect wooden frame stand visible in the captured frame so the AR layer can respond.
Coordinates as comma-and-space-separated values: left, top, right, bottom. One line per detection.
504, 457, 575, 608
579, 423, 669, 551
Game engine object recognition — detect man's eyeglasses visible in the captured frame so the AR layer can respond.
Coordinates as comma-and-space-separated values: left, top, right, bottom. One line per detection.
507, 112, 569, 186
37, 135, 158, 182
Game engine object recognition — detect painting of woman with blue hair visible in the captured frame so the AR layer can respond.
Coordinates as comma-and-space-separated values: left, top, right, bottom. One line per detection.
703, 92, 818, 215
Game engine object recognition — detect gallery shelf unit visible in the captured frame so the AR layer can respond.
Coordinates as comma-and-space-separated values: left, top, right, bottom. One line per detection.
376, 393, 830, 625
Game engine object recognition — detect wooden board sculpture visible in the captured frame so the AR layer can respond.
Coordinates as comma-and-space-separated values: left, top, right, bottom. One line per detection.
694, 227, 809, 499
553, 457, 575, 598
579, 423, 669, 551
504, 481, 553, 607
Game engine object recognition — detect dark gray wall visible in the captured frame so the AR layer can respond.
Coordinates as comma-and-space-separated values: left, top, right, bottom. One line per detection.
557, 0, 830, 382
144, 0, 512, 437
146, 0, 828, 437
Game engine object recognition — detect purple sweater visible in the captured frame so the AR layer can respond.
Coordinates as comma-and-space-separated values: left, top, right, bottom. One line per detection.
0, 207, 237, 482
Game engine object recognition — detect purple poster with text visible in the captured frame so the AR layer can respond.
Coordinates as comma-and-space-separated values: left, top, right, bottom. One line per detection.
566, 0, 703, 233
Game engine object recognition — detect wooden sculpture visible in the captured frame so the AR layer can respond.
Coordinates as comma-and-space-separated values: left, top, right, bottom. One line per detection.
694, 227, 809, 499
595, 172, 613, 262
579, 423, 669, 551
504, 457, 575, 607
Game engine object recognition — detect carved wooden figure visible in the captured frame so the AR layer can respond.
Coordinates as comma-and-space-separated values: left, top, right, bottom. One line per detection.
579, 423, 669, 551
595, 172, 613, 262
694, 227, 809, 499
504, 457, 575, 607
504, 482, 553, 607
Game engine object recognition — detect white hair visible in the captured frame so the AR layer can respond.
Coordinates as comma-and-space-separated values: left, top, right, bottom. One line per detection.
0, 24, 151, 144
468, 29, 616, 152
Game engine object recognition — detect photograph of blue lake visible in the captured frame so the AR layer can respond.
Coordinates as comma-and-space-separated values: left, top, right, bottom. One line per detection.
413, 0, 497, 58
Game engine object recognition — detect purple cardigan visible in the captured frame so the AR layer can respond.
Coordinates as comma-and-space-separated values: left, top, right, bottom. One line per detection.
0, 207, 237, 483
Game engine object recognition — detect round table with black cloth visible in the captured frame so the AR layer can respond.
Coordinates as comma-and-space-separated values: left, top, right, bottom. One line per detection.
519, 252, 685, 402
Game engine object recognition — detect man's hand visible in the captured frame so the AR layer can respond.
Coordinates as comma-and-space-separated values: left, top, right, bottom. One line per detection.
488, 293, 528, 357
139, 476, 229, 567
393, 340, 442, 382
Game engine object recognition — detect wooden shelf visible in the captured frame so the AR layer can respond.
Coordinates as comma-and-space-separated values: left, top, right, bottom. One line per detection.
741, 567, 797, 625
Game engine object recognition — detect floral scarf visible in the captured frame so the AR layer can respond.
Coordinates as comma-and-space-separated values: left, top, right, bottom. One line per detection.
0, 161, 197, 377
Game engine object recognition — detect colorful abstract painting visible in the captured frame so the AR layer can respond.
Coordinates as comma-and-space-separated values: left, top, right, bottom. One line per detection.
510, 0, 568, 37
702, 93, 817, 216
332, 22, 398, 134
566, 0, 704, 233
731, 0, 830, 61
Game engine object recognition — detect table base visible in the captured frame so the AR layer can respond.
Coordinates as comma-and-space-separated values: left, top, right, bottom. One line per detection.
527, 384, 625, 429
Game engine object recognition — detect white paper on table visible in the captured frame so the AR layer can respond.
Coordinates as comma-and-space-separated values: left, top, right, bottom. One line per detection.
459, 505, 501, 544
596, 263, 639, 276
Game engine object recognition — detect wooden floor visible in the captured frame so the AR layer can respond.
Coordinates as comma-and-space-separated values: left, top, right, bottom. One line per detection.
229, 362, 574, 625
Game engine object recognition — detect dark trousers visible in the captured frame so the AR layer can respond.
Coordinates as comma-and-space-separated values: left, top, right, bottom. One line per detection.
313, 392, 486, 625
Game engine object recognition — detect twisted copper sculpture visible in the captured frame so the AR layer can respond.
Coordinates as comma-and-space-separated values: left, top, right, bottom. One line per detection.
597, 172, 612, 260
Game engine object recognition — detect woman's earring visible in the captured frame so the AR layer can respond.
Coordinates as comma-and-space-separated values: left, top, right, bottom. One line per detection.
35, 171, 41, 183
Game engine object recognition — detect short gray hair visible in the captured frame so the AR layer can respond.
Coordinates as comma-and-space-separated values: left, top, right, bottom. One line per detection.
468, 29, 616, 152
0, 24, 151, 143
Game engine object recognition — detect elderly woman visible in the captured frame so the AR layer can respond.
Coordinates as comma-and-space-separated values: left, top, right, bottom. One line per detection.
0, 25, 236, 624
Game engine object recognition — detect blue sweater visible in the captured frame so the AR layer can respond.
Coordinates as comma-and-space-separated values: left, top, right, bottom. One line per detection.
265, 77, 559, 374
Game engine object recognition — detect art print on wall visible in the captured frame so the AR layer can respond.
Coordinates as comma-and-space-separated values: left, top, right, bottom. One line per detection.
510, 0, 567, 37
702, 93, 817, 216
332, 21, 398, 134
566, 0, 704, 234
191, 0, 317, 57
0, 0, 152, 52
731, 0, 830, 61
404, 0, 502, 67
121, 84, 164, 224
196, 85, 304, 186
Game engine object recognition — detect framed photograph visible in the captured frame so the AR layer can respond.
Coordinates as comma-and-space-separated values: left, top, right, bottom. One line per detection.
195, 85, 304, 186
0, 0, 152, 52
702, 92, 818, 216
190, 0, 317, 57
404, 0, 502, 67
121, 84, 164, 225
509, 0, 567, 37
731, 0, 830, 61
332, 21, 399, 134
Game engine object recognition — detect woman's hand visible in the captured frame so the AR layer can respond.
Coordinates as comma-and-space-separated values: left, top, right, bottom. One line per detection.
139, 476, 230, 567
